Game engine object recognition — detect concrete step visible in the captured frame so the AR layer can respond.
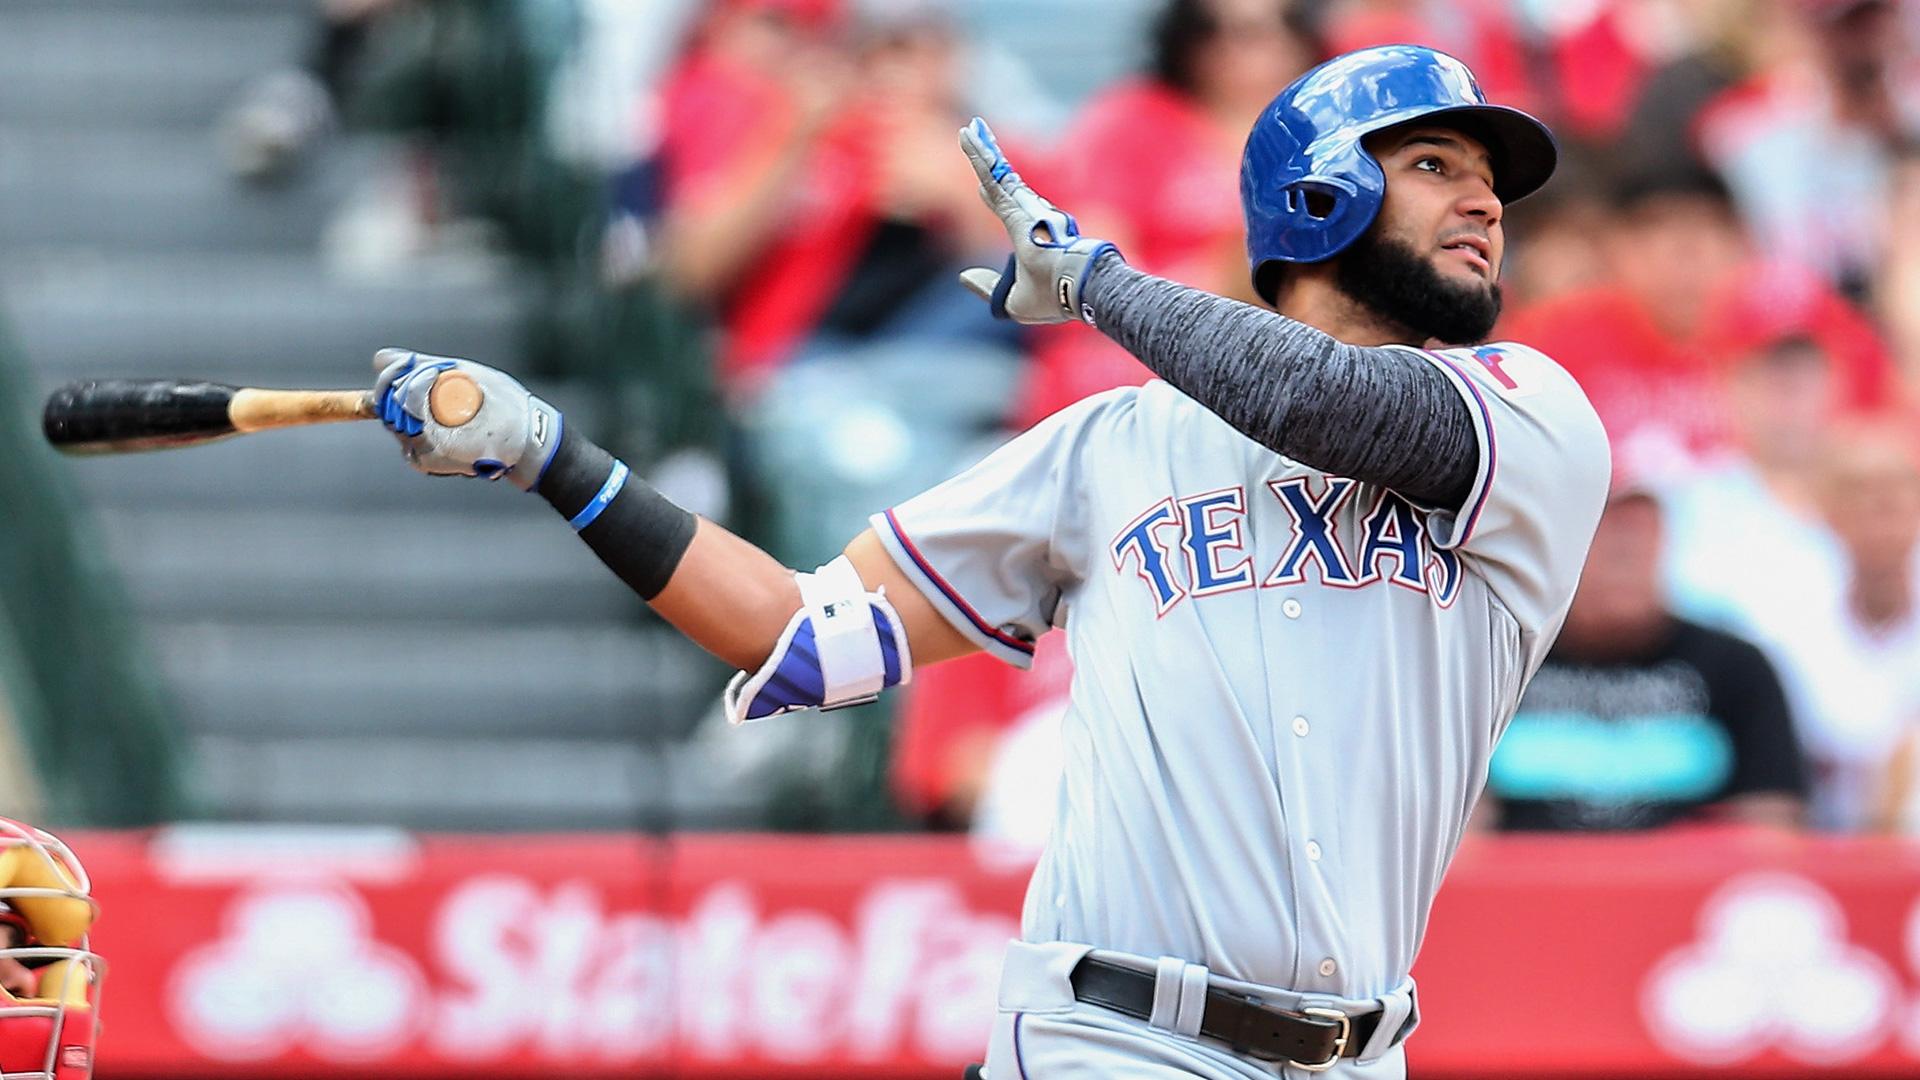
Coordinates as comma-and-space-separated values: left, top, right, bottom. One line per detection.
1, 250, 529, 380
189, 733, 673, 831
155, 620, 721, 741
0, 5, 307, 129
0, 130, 383, 250
95, 505, 649, 622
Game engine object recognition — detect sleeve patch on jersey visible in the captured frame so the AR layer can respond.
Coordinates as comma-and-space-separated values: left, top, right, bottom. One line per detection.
1468, 345, 1542, 399
882, 509, 1037, 659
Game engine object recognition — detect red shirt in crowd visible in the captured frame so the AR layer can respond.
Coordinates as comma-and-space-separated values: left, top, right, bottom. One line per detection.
1503, 266, 1893, 462
656, 52, 881, 391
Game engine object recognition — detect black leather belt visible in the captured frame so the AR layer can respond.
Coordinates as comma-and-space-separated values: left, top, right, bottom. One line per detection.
1069, 956, 1381, 1070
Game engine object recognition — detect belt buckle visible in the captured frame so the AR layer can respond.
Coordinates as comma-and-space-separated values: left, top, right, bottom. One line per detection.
1287, 1007, 1351, 1073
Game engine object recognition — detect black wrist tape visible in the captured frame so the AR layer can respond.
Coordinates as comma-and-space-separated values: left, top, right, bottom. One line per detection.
538, 429, 698, 601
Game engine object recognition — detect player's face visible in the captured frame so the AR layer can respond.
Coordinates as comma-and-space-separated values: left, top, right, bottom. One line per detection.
1331, 126, 1505, 345
1369, 126, 1505, 287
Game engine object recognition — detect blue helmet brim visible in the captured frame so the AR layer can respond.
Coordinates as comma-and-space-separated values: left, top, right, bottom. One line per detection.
1373, 102, 1559, 205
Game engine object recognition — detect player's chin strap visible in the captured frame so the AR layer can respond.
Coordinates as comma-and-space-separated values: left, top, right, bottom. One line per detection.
724, 556, 913, 724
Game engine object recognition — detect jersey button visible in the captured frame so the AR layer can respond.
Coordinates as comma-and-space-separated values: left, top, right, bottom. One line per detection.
1306, 840, 1322, 862
1291, 716, 1309, 737
1282, 598, 1303, 619
1319, 958, 1337, 977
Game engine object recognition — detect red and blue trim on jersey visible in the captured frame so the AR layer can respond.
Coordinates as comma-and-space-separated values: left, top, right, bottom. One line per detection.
1422, 348, 1499, 547
881, 509, 1038, 665
1012, 1012, 1030, 1079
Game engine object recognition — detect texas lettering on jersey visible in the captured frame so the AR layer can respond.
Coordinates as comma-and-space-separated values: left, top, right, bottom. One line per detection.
1109, 480, 1464, 617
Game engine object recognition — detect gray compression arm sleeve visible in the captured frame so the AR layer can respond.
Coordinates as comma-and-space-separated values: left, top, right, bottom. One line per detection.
1081, 255, 1478, 509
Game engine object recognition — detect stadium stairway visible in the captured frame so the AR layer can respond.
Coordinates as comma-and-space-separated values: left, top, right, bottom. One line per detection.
0, 0, 730, 831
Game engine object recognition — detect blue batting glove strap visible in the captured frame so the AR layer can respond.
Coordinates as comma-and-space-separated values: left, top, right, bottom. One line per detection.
369, 347, 565, 490
1070, 242, 1121, 326
987, 254, 1018, 320
382, 358, 454, 436
957, 117, 1125, 325
373, 351, 417, 431
524, 409, 564, 493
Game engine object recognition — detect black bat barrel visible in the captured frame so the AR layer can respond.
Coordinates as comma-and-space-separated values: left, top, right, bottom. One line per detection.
42, 379, 238, 454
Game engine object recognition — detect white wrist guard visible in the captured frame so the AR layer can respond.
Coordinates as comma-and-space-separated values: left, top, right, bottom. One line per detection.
723, 556, 914, 724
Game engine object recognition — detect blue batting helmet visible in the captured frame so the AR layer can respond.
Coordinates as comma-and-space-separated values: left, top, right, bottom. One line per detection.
1241, 44, 1557, 295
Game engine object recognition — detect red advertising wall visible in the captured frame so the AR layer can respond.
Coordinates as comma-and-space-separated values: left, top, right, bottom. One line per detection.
63, 828, 1920, 1077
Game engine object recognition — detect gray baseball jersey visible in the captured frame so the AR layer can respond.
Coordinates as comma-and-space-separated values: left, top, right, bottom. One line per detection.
871, 342, 1608, 1007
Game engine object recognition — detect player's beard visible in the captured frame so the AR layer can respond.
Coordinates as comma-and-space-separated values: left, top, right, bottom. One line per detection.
1334, 227, 1502, 345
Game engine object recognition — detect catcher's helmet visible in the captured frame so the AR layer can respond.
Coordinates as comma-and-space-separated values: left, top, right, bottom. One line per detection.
1241, 44, 1557, 291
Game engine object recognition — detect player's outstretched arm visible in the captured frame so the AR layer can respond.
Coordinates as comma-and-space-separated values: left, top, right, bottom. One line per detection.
367, 350, 977, 678
957, 119, 1479, 509
643, 520, 978, 672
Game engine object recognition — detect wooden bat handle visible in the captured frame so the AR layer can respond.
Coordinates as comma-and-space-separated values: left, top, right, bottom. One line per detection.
226, 372, 482, 433
227, 389, 375, 433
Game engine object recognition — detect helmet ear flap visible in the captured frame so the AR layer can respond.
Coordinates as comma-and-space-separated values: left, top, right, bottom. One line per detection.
1264, 162, 1378, 264
1283, 183, 1339, 221
1251, 179, 1355, 302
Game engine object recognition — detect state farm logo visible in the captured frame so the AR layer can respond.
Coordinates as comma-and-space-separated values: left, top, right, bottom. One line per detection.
1643, 873, 1901, 1065
426, 873, 675, 1061
167, 884, 428, 1061
425, 876, 1014, 1064
163, 874, 1016, 1067
674, 880, 1014, 1064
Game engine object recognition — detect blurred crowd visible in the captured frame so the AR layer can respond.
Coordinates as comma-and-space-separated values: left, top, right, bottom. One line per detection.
235, 0, 1920, 840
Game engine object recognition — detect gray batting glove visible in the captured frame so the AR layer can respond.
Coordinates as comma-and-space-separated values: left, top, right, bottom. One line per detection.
371, 348, 563, 491
957, 117, 1121, 326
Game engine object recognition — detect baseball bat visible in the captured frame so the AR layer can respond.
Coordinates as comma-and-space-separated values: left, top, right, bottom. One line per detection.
41, 374, 484, 455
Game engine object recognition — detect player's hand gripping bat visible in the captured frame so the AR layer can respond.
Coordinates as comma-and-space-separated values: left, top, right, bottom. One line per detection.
41, 374, 483, 455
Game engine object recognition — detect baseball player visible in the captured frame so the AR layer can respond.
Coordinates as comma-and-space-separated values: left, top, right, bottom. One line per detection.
372, 44, 1608, 1079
